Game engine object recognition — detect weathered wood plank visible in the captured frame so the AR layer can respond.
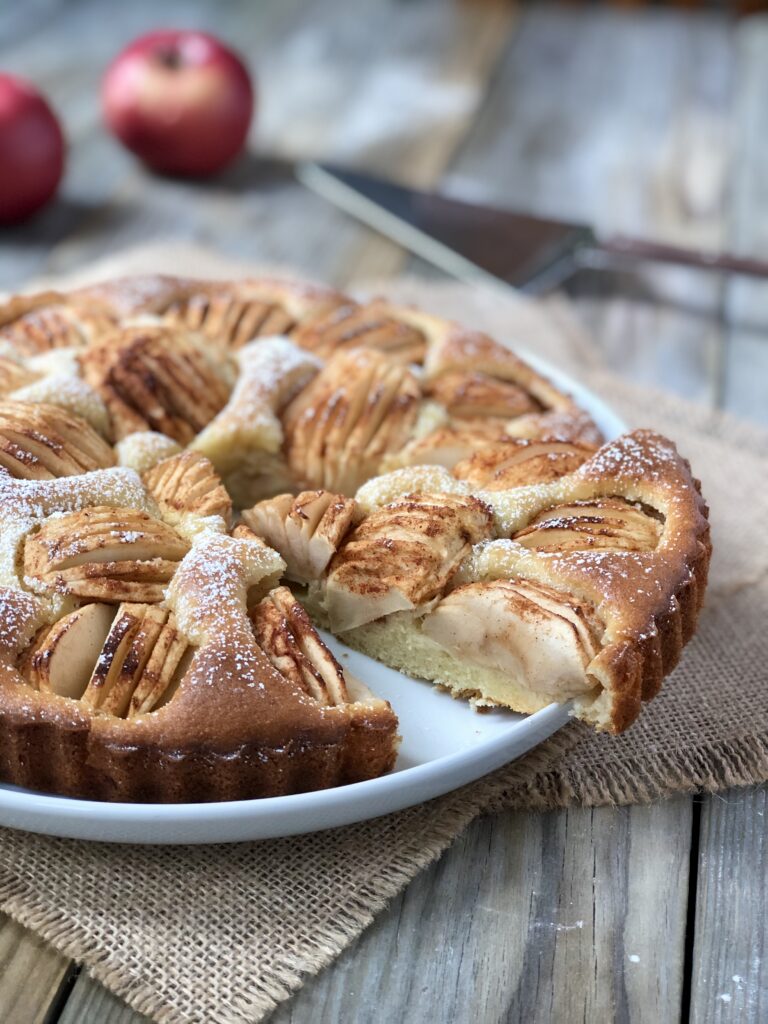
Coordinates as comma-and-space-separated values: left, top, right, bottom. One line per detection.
690, 787, 768, 1023
688, 19, 768, 1024
262, 801, 691, 1024
57, 972, 150, 1024
0, 915, 71, 1024
721, 20, 768, 425
438, 4, 735, 409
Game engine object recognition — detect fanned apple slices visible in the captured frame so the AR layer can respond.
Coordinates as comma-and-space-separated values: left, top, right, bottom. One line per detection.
79, 325, 230, 443
0, 401, 115, 479
18, 601, 190, 717
512, 498, 662, 552
143, 450, 233, 525
242, 490, 356, 584
159, 279, 345, 350
165, 291, 296, 349
324, 493, 494, 631
453, 439, 597, 490
250, 586, 350, 706
0, 357, 37, 397
0, 294, 114, 355
23, 506, 190, 602
283, 348, 422, 495
424, 370, 541, 428
293, 298, 428, 364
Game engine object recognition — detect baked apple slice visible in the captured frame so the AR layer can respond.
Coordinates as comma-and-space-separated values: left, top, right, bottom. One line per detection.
454, 438, 597, 490
24, 506, 190, 602
513, 497, 662, 552
0, 401, 115, 479
250, 586, 349, 705
283, 348, 421, 495
324, 492, 493, 631
143, 450, 232, 525
241, 490, 356, 584
79, 326, 230, 443
18, 602, 115, 698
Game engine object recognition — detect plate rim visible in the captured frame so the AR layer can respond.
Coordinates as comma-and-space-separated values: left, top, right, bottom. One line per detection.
0, 352, 624, 843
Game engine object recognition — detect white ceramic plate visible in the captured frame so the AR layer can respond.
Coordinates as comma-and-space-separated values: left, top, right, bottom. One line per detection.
0, 356, 624, 844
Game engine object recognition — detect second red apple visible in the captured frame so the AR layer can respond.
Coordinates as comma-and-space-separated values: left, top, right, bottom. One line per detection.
102, 30, 254, 177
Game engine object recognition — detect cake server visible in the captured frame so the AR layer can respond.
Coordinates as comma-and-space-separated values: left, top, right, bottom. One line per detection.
297, 162, 768, 293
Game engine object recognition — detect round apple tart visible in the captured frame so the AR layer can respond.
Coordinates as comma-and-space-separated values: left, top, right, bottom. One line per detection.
0, 276, 710, 801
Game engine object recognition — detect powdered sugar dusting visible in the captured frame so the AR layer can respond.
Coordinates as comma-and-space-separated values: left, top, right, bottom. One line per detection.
116, 431, 182, 474
193, 337, 320, 472
169, 533, 286, 647
355, 464, 469, 515
11, 375, 110, 436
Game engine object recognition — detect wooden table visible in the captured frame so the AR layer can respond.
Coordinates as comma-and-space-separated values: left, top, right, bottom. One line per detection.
1, 2, 767, 1021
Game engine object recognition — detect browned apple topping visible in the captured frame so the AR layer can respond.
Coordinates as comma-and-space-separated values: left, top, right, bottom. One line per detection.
387, 425, 512, 472
0, 302, 114, 355
18, 603, 115, 697
24, 506, 190, 602
143, 450, 232, 525
80, 603, 189, 716
513, 497, 663, 552
17, 601, 191, 717
283, 348, 421, 494
250, 586, 348, 706
0, 401, 115, 479
241, 490, 356, 583
293, 300, 426, 364
425, 370, 541, 424
0, 357, 37, 396
454, 438, 597, 491
325, 492, 494, 631
79, 326, 230, 443
164, 292, 297, 349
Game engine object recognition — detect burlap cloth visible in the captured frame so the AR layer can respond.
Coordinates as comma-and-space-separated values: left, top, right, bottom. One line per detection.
1, 246, 766, 1024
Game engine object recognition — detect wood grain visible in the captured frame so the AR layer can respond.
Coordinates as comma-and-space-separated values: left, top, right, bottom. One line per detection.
0, 916, 71, 1024
721, 20, 768, 424
438, 4, 739, 411
690, 788, 768, 1023
687, 19, 768, 1024
57, 973, 150, 1024
263, 801, 691, 1024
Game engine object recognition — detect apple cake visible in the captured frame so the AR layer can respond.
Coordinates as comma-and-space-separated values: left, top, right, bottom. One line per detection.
0, 274, 710, 802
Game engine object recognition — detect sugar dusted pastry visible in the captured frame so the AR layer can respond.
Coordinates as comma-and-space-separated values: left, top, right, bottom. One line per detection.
323, 432, 710, 733
0, 273, 711, 804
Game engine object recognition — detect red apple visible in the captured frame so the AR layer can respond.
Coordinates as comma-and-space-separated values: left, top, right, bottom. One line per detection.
102, 30, 254, 177
0, 74, 65, 224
